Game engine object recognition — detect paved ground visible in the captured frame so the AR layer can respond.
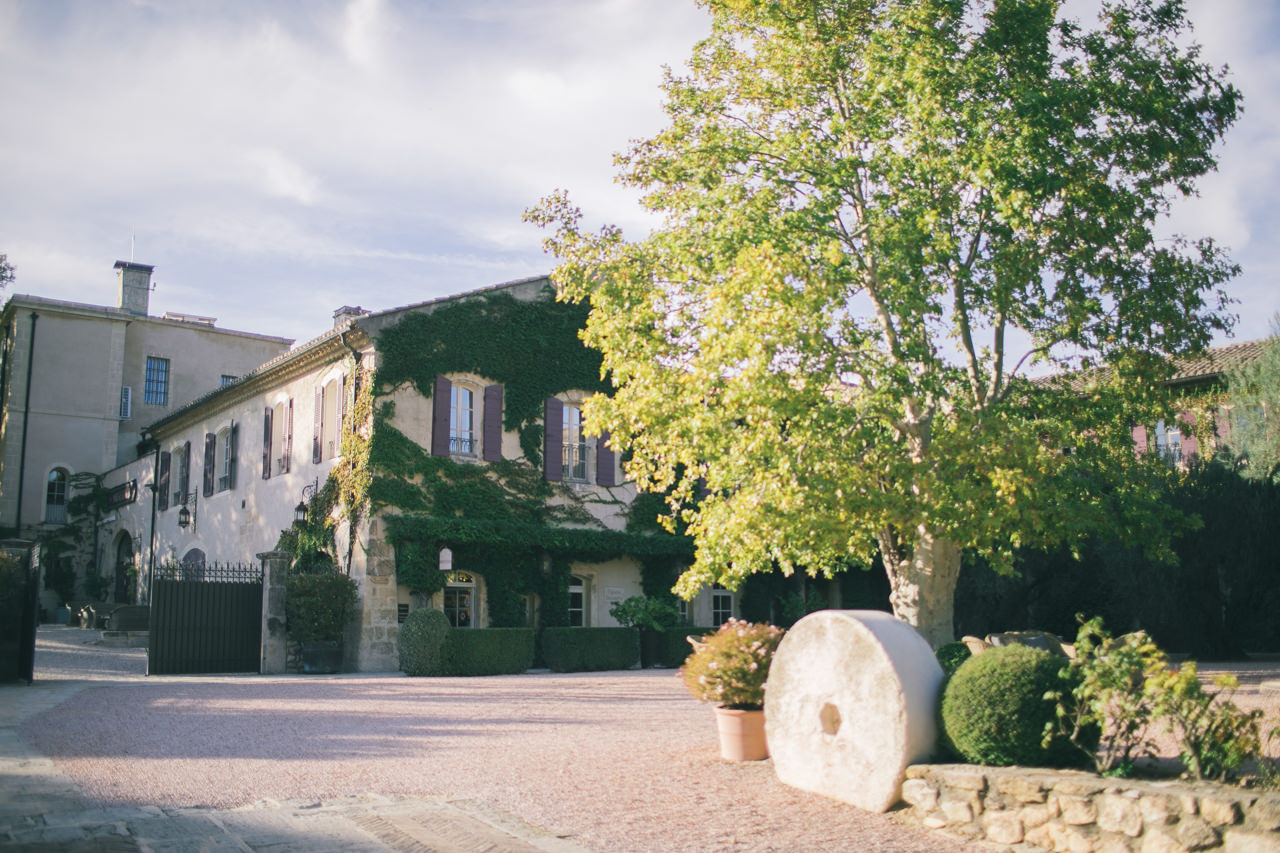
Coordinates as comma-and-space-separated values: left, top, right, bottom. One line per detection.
0, 629, 593, 853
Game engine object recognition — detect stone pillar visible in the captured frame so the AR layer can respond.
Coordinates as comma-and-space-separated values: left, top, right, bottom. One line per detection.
258, 551, 290, 675
764, 610, 944, 813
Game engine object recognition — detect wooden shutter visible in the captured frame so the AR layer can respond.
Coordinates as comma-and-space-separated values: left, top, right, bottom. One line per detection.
262, 407, 273, 480
179, 441, 191, 500
544, 397, 563, 482
483, 384, 503, 462
228, 422, 239, 490
313, 386, 323, 464
283, 399, 293, 473
431, 375, 452, 457
157, 451, 171, 511
202, 433, 216, 497
596, 429, 616, 487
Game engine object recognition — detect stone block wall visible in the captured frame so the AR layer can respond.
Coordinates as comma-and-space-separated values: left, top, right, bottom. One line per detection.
901, 764, 1280, 852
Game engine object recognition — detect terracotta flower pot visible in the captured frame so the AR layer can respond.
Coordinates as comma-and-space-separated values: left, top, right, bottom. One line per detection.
714, 706, 769, 761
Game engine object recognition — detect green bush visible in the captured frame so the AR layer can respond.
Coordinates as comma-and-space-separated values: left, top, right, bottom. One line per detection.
444, 628, 534, 676
285, 571, 358, 643
541, 627, 639, 672
657, 626, 719, 668
942, 644, 1082, 768
609, 595, 680, 631
399, 607, 452, 676
936, 641, 972, 679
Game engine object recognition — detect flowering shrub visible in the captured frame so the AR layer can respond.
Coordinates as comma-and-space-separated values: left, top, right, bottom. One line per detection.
680, 618, 784, 710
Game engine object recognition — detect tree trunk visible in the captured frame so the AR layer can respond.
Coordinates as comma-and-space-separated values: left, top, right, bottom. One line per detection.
878, 526, 962, 649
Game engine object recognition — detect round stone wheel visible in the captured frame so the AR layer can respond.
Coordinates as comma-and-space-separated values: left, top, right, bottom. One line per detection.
764, 610, 943, 812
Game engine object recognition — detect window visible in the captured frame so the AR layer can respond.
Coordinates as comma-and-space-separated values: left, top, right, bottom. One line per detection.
450, 385, 475, 454
144, 356, 169, 405
45, 468, 68, 524
268, 400, 292, 476
712, 584, 733, 625
220, 374, 236, 387
677, 598, 689, 625
1154, 419, 1183, 464
568, 575, 588, 627
562, 404, 587, 482
119, 386, 132, 420
314, 376, 345, 463
443, 571, 475, 628
175, 441, 191, 505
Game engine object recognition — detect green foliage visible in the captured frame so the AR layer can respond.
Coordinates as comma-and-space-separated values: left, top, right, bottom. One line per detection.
0, 253, 14, 290
936, 642, 972, 680
372, 289, 608, 465
82, 570, 112, 602
399, 607, 453, 676
41, 555, 76, 603
956, 461, 1280, 656
443, 629, 535, 676
609, 595, 679, 631
0, 553, 24, 603
942, 644, 1083, 768
285, 571, 358, 643
541, 627, 639, 672
1045, 617, 1164, 775
1224, 317, 1280, 482
680, 619, 785, 710
529, 0, 1240, 647
1148, 664, 1262, 782
655, 626, 718, 669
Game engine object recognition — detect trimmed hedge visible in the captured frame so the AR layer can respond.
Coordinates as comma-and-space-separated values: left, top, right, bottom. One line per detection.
941, 644, 1082, 768
444, 628, 535, 676
658, 626, 720, 669
542, 627, 639, 672
399, 608, 452, 676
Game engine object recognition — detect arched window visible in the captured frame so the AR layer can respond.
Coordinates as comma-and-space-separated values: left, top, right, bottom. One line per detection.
45, 468, 69, 524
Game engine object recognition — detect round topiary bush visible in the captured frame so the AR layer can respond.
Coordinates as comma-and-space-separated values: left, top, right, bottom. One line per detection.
940, 644, 1082, 767
399, 607, 452, 676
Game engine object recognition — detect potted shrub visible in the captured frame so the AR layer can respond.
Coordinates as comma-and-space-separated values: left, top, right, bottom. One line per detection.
609, 595, 680, 667
680, 618, 785, 761
285, 570, 358, 673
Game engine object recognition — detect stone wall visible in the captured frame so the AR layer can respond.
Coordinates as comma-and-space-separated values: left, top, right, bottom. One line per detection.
901, 764, 1280, 852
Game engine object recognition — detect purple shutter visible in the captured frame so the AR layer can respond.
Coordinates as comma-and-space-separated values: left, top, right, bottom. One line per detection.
431, 375, 452, 457
312, 386, 323, 464
596, 429, 616, 487
284, 399, 293, 473
1130, 424, 1148, 457
262, 406, 273, 480
228, 422, 239, 490
483, 384, 503, 462
544, 397, 564, 482
338, 374, 347, 435
202, 433, 216, 497
1180, 412, 1198, 464
157, 451, 171, 511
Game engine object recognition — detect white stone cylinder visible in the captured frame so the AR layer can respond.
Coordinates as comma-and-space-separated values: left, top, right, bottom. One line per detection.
764, 610, 943, 812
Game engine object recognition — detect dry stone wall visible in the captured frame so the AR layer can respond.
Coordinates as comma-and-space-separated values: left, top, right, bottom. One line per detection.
901, 764, 1280, 852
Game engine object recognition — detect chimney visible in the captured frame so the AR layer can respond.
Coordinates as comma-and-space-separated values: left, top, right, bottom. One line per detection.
114, 260, 154, 316
333, 305, 367, 329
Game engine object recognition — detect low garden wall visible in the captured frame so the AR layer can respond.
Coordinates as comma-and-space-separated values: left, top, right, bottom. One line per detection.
900, 763, 1280, 852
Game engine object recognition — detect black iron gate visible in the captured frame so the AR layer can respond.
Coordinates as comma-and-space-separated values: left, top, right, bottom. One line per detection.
148, 562, 263, 675
0, 542, 38, 683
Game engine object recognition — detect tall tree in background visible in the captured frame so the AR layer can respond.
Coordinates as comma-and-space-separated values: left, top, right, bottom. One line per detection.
0, 254, 13, 290
1225, 318, 1280, 482
529, 0, 1240, 645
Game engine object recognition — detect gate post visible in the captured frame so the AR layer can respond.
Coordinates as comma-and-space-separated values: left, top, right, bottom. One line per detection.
258, 551, 290, 674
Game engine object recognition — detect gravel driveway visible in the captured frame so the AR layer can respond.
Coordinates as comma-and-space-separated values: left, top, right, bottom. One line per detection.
17, 628, 980, 853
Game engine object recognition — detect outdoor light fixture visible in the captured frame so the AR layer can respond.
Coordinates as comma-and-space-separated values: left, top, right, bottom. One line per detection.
294, 478, 319, 525
176, 491, 197, 531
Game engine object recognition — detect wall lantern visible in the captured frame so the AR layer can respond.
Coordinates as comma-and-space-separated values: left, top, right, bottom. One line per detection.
176, 491, 197, 531
294, 479, 319, 526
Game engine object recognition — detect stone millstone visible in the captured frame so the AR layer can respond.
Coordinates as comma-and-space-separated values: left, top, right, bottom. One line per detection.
764, 610, 943, 813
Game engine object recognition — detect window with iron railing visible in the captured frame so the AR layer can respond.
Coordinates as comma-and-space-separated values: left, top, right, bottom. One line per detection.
450, 385, 475, 455
562, 404, 588, 482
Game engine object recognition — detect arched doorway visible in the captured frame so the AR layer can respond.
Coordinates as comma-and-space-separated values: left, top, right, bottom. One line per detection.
114, 533, 134, 603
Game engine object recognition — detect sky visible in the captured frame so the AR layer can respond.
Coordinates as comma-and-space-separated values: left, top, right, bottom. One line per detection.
1, 0, 1276, 351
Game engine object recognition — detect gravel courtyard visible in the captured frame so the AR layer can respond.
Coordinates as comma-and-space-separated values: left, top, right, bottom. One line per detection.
15, 627, 982, 853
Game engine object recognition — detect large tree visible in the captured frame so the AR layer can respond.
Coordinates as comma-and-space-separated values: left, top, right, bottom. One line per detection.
528, 0, 1240, 645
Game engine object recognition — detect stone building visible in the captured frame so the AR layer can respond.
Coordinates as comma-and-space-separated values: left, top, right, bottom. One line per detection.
0, 261, 292, 610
